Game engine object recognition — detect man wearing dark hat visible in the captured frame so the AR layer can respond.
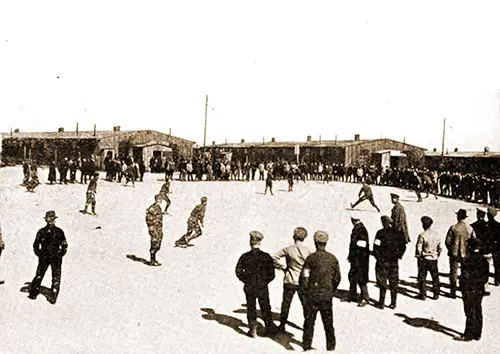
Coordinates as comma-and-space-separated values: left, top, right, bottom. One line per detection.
272, 227, 313, 332
459, 238, 489, 341
28, 211, 68, 304
235, 231, 277, 338
390, 193, 410, 244
415, 216, 442, 300
350, 182, 381, 212
373, 215, 406, 309
82, 173, 99, 215
146, 195, 164, 266
175, 197, 208, 247
486, 206, 500, 285
300, 230, 340, 351
446, 209, 475, 298
346, 212, 370, 307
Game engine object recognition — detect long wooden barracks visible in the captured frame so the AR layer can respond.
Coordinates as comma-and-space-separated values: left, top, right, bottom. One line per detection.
198, 134, 426, 168
0, 126, 195, 170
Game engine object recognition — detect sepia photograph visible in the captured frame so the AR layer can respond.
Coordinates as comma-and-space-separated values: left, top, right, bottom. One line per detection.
1, 1, 500, 353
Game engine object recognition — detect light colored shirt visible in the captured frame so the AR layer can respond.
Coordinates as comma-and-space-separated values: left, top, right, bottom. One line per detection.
273, 241, 312, 286
415, 228, 442, 260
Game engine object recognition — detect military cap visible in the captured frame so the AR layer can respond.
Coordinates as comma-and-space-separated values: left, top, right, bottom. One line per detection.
293, 227, 308, 241
420, 216, 433, 227
380, 215, 393, 225
313, 230, 329, 243
390, 193, 400, 199
487, 206, 498, 217
456, 209, 468, 219
44, 210, 58, 220
249, 231, 264, 243
476, 207, 487, 215
201, 196, 208, 203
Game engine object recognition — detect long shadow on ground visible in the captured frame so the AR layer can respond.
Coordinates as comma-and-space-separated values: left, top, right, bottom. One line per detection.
20, 282, 52, 303
201, 307, 304, 351
394, 313, 462, 338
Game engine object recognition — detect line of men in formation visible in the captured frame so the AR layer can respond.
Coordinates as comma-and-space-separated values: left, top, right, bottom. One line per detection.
235, 196, 500, 350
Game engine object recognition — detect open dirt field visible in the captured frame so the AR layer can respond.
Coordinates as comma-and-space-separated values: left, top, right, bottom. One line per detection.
0, 166, 499, 353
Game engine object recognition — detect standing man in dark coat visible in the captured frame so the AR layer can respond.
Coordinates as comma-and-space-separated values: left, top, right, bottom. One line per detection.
373, 215, 406, 309
300, 230, 341, 351
28, 211, 68, 304
391, 193, 410, 244
346, 212, 370, 307
486, 206, 500, 285
235, 231, 277, 338
459, 238, 489, 341
350, 182, 380, 212
48, 161, 57, 184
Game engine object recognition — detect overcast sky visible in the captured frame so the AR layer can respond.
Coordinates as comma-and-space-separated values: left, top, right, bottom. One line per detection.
1, 1, 499, 151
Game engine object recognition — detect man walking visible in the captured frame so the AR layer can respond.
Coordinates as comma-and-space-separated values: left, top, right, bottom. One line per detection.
391, 193, 410, 244
235, 231, 277, 338
415, 216, 442, 300
373, 216, 406, 309
346, 212, 370, 307
146, 195, 164, 266
300, 230, 341, 351
28, 211, 68, 304
175, 197, 208, 247
445, 209, 475, 298
264, 169, 274, 196
272, 227, 312, 333
351, 182, 380, 212
82, 173, 99, 215
158, 179, 172, 215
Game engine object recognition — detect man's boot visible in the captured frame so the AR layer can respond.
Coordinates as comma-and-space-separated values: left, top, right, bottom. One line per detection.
417, 282, 426, 300
247, 323, 258, 338
389, 289, 397, 309
377, 288, 386, 309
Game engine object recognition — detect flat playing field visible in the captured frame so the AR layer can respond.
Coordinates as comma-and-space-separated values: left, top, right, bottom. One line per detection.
0, 167, 499, 353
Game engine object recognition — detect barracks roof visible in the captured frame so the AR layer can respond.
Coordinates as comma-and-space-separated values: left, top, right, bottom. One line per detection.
206, 138, 425, 150
0, 130, 195, 143
425, 151, 500, 158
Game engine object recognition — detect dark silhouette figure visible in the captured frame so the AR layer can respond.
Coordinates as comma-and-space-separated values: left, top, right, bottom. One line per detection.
395, 313, 462, 338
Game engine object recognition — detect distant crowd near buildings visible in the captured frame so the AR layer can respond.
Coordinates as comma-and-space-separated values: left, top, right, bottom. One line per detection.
1, 129, 500, 175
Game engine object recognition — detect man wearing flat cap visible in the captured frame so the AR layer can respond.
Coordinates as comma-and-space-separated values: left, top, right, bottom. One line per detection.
486, 206, 500, 285
446, 209, 475, 298
175, 197, 208, 247
390, 193, 410, 244
300, 230, 340, 351
28, 211, 68, 304
373, 215, 406, 309
415, 216, 442, 300
235, 231, 277, 338
273, 227, 312, 332
346, 212, 370, 307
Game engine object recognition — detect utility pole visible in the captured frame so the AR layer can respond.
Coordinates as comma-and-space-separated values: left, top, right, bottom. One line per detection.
203, 95, 208, 147
441, 118, 446, 157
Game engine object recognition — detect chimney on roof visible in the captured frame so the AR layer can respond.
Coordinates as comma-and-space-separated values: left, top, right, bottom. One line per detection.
58, 127, 64, 133
113, 126, 120, 132
484, 146, 490, 153
225, 138, 227, 145
212, 141, 215, 145
307, 135, 312, 142
271, 137, 276, 143
354, 134, 360, 141
14, 128, 19, 133
93, 124, 96, 136
76, 122, 79, 134
241, 138, 245, 143
454, 147, 458, 152
433, 148, 437, 152
319, 135, 322, 143
169, 128, 171, 136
